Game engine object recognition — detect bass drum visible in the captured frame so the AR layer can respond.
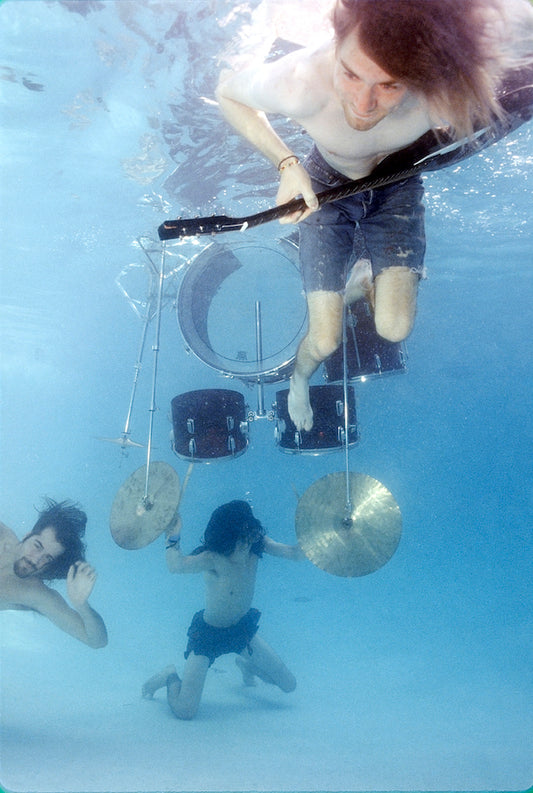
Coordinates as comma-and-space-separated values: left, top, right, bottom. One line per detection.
177, 233, 306, 384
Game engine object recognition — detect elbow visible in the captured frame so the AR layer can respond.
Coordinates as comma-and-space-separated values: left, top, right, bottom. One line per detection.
86, 631, 108, 649
216, 67, 234, 98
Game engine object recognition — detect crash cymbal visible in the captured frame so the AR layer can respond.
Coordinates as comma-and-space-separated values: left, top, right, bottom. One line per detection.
110, 462, 181, 549
295, 472, 401, 577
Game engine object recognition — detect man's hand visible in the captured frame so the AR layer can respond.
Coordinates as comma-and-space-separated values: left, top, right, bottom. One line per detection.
66, 561, 97, 609
276, 165, 319, 224
165, 514, 182, 540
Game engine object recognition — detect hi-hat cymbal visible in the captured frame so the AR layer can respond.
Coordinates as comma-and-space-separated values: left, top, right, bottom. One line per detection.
110, 462, 181, 549
295, 472, 402, 577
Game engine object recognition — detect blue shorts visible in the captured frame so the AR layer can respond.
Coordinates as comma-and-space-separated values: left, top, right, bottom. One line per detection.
184, 608, 261, 667
298, 146, 426, 293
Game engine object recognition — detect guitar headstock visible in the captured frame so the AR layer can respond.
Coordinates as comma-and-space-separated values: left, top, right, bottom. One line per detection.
158, 215, 247, 240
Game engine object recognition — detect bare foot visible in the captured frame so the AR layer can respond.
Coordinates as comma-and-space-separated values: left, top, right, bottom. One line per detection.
344, 257, 373, 306
288, 375, 313, 431
236, 656, 257, 687
142, 665, 177, 699
236, 656, 276, 686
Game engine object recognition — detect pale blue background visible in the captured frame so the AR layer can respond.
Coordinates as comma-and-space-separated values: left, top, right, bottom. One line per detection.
0, 2, 531, 792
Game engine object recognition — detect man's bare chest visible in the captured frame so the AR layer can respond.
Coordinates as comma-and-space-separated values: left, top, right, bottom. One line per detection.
297, 101, 432, 178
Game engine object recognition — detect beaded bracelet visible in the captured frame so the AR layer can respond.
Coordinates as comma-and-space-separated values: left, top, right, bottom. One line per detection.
278, 155, 300, 172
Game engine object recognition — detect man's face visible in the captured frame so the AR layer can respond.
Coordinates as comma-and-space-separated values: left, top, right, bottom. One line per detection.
13, 527, 65, 578
333, 28, 408, 131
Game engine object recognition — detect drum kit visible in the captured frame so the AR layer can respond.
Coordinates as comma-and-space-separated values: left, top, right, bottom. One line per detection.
109, 235, 403, 576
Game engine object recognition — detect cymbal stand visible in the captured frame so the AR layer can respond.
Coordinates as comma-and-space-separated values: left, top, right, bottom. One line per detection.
255, 300, 266, 418
142, 242, 166, 507
119, 314, 150, 451
342, 305, 353, 527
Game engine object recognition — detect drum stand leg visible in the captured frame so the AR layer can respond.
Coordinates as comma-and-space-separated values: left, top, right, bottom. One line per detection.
342, 306, 354, 527
117, 313, 150, 452
142, 242, 167, 507
255, 300, 266, 418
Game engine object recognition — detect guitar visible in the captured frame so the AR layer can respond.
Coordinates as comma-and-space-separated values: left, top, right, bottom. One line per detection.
158, 82, 533, 242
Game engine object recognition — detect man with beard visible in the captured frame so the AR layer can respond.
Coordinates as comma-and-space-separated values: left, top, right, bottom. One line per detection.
0, 498, 107, 648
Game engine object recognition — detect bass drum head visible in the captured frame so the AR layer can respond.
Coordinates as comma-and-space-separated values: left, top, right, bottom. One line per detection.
177, 234, 306, 383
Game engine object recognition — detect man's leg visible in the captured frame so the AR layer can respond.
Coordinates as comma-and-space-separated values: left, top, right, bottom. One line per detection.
167, 652, 210, 720
237, 634, 296, 693
373, 266, 418, 342
288, 290, 344, 431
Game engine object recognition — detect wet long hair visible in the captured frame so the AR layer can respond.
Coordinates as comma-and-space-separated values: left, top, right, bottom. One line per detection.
332, 0, 505, 137
193, 500, 266, 557
25, 498, 87, 579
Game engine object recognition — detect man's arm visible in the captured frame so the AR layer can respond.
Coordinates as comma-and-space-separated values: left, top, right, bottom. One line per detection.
164, 519, 214, 575
263, 536, 306, 561
25, 563, 107, 648
216, 50, 322, 220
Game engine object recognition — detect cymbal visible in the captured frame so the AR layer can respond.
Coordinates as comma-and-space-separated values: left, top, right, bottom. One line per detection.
110, 462, 181, 549
295, 472, 402, 577
98, 436, 145, 449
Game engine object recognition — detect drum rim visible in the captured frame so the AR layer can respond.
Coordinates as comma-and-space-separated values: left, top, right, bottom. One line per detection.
177, 237, 307, 382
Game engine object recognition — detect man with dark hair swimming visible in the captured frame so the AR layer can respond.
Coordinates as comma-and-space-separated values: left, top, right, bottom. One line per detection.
0, 498, 107, 648
216, 0, 533, 432
142, 500, 305, 720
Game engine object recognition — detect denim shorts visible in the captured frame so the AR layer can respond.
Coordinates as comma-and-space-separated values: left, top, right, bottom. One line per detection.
298, 146, 426, 293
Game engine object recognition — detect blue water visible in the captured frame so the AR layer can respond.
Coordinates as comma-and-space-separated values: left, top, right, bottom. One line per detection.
0, 2, 532, 792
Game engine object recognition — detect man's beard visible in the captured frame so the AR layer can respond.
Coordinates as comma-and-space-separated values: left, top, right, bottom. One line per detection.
342, 100, 388, 131
13, 558, 38, 578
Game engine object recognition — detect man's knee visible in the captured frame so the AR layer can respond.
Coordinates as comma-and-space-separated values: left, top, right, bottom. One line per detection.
279, 670, 297, 693
374, 310, 414, 342
306, 329, 341, 362
374, 267, 418, 342
168, 692, 199, 720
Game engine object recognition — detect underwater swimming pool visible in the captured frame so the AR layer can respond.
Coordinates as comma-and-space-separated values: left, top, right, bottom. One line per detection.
1, 2, 532, 792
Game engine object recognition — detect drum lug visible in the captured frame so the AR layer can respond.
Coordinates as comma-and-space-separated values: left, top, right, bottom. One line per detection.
294, 431, 302, 448
186, 418, 195, 434
337, 427, 346, 444
227, 435, 236, 454
335, 399, 344, 417
373, 353, 382, 374
188, 438, 197, 457
226, 415, 235, 431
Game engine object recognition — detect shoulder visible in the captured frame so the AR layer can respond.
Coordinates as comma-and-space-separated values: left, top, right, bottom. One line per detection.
0, 522, 19, 558
14, 578, 62, 613
219, 41, 333, 118
0, 521, 17, 543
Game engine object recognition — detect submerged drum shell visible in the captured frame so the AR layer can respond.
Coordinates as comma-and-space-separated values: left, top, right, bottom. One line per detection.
275, 384, 358, 453
171, 389, 247, 461
324, 300, 407, 382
